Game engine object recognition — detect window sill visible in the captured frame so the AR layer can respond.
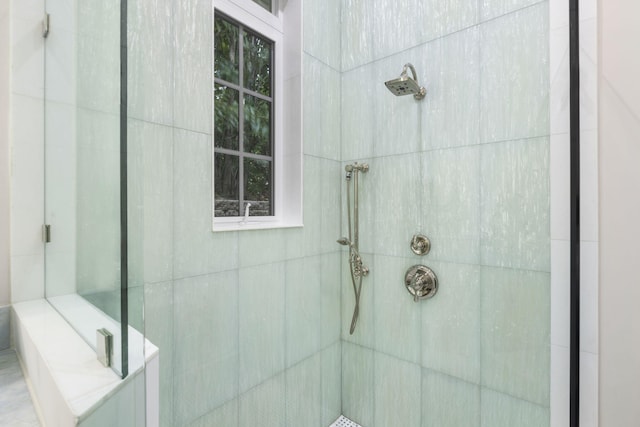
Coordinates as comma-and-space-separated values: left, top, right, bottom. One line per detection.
212, 219, 303, 232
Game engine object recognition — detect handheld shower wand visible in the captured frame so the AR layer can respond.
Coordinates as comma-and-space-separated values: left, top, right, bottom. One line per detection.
338, 162, 369, 334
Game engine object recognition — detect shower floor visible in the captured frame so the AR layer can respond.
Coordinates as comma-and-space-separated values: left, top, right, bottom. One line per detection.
330, 415, 363, 427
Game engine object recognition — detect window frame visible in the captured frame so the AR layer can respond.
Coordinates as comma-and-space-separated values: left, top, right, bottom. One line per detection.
213, 0, 302, 231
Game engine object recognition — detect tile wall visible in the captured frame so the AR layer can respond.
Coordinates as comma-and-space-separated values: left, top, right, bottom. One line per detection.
340, 1, 553, 426
131, 0, 342, 425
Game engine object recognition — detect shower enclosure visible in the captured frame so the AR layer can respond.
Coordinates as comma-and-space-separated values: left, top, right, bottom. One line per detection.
31, 0, 566, 425
43, 0, 142, 378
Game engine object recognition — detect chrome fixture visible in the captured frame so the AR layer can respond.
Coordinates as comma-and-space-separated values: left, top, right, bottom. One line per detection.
404, 265, 438, 302
410, 233, 431, 255
338, 162, 369, 334
384, 63, 427, 100
96, 328, 113, 367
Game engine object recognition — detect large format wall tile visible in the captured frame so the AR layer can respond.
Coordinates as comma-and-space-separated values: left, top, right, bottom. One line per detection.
422, 370, 480, 427
239, 262, 286, 392
144, 282, 174, 427
421, 261, 481, 383
285, 256, 321, 366
341, 66, 376, 161
480, 3, 549, 144
480, 137, 550, 272
239, 373, 286, 427
370, 154, 422, 257
419, 0, 478, 43
422, 146, 481, 265
187, 399, 237, 427
303, 54, 341, 160
341, 0, 374, 71
321, 343, 342, 426
374, 353, 421, 427
128, 0, 173, 125
481, 266, 550, 406
373, 255, 421, 364
173, 271, 239, 426
303, 0, 341, 70
342, 342, 375, 427
341, 252, 375, 348
285, 354, 322, 427
481, 388, 549, 427
420, 27, 480, 151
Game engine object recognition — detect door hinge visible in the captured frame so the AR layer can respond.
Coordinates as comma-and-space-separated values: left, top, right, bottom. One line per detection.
42, 13, 50, 38
42, 224, 51, 243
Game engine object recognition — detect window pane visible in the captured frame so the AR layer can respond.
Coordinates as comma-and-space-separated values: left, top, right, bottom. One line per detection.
252, 0, 272, 13
244, 95, 271, 156
243, 30, 272, 96
214, 15, 239, 84
244, 159, 271, 216
214, 84, 239, 150
215, 154, 240, 217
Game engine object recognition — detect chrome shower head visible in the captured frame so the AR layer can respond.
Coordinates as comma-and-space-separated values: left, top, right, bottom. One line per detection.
384, 63, 427, 101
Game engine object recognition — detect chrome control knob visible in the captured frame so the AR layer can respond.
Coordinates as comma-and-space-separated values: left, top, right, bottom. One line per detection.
404, 265, 438, 301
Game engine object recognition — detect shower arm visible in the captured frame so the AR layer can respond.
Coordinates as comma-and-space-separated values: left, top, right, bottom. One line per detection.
401, 63, 420, 84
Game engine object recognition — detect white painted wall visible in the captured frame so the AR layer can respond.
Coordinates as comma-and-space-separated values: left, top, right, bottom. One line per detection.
599, 0, 640, 424
0, 0, 11, 308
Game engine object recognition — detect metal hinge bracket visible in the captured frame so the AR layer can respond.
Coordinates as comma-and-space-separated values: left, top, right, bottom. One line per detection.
42, 13, 50, 38
42, 224, 51, 243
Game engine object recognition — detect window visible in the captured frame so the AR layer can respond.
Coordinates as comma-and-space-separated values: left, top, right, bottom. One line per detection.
213, 0, 302, 231
214, 13, 274, 217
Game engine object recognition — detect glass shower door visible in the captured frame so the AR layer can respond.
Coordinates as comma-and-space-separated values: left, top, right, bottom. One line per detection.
43, 0, 129, 377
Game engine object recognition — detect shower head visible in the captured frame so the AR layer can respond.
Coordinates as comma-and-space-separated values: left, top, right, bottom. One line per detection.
384, 63, 427, 101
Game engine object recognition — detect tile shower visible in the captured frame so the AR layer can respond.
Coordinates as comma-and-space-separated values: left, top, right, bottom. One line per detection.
133, 0, 552, 425
4, 0, 561, 425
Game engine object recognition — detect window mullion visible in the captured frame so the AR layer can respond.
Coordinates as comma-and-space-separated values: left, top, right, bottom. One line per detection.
238, 24, 245, 216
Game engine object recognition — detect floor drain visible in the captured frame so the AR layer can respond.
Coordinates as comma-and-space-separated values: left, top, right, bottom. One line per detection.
330, 415, 363, 427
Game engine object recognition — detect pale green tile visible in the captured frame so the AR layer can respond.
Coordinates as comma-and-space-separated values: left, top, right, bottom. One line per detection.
77, 29, 119, 114
480, 0, 542, 22
419, 0, 478, 42
371, 0, 427, 60
303, 0, 341, 69
127, 0, 173, 125
341, 253, 374, 347
187, 399, 237, 427
480, 138, 550, 272
321, 343, 342, 426
480, 388, 549, 427
341, 0, 374, 70
370, 154, 421, 257
303, 155, 323, 256
303, 55, 341, 160
422, 146, 480, 265
143, 282, 174, 427
342, 342, 374, 427
374, 353, 421, 427
285, 354, 322, 427
373, 255, 421, 364
285, 257, 321, 367
173, 271, 238, 425
481, 266, 550, 406
127, 120, 173, 285
174, 0, 212, 134
320, 252, 342, 347
304, 157, 341, 257
480, 4, 549, 143
320, 160, 342, 254
420, 28, 480, 151
239, 263, 285, 392
239, 374, 286, 427
423, 370, 480, 427
421, 261, 481, 384
238, 229, 287, 268
341, 66, 375, 161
